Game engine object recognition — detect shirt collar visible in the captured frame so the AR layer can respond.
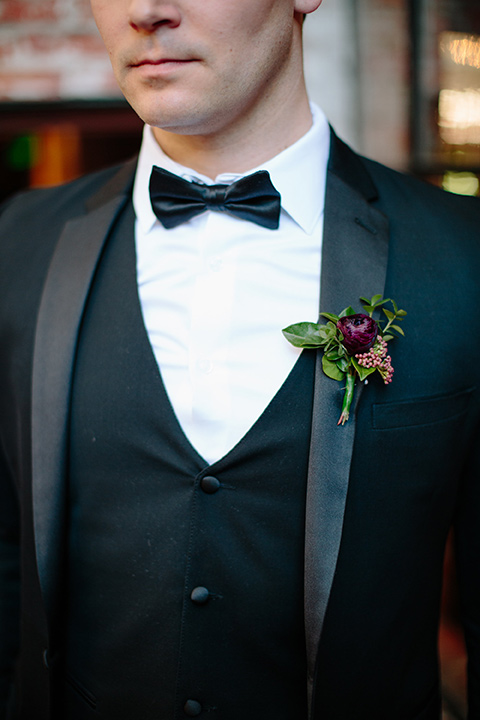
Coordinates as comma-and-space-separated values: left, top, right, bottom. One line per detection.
133, 102, 330, 236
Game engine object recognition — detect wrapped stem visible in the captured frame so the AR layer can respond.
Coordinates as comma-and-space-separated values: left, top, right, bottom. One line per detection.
338, 368, 356, 426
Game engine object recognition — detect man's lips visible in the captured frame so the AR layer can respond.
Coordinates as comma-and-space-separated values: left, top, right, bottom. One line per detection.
130, 57, 197, 67
128, 57, 198, 78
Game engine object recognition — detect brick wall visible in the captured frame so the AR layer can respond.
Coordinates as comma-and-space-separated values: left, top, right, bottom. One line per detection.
0, 0, 120, 99
356, 0, 411, 170
304, 0, 362, 153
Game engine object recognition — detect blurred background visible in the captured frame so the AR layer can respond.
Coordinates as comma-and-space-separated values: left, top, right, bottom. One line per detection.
0, 0, 477, 717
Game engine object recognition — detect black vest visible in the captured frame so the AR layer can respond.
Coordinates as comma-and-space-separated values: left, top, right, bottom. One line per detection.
64, 202, 315, 719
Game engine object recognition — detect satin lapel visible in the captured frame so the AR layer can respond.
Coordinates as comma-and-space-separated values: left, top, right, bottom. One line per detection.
305, 135, 389, 702
31, 161, 135, 620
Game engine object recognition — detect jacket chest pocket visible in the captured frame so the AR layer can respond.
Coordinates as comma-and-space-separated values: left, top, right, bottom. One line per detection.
353, 387, 477, 500
371, 386, 475, 430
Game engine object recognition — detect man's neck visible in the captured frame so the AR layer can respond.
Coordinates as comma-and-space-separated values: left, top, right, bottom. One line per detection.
151, 85, 313, 180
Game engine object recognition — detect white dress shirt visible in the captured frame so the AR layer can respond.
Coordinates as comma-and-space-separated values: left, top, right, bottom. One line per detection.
133, 104, 330, 464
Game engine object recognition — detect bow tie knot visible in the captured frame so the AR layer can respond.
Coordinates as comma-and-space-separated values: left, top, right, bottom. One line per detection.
202, 184, 229, 208
149, 166, 281, 229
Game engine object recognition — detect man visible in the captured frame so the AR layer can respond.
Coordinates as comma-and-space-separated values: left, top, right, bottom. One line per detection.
0, 0, 479, 718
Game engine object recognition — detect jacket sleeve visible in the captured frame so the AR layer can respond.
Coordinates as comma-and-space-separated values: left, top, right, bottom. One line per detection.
454, 416, 480, 720
0, 439, 20, 718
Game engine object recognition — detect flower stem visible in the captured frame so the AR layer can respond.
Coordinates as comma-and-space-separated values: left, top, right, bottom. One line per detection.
338, 368, 356, 425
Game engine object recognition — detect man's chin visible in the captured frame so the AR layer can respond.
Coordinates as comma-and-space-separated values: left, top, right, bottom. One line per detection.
128, 101, 223, 138
122, 88, 185, 128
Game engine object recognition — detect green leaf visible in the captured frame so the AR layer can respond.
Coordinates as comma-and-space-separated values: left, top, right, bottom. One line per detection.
320, 312, 339, 323
383, 309, 395, 320
390, 324, 405, 336
359, 296, 371, 305
339, 306, 356, 318
371, 294, 384, 305
351, 357, 377, 381
318, 327, 334, 342
325, 350, 342, 361
360, 366, 377, 381
338, 357, 350, 373
282, 322, 324, 348
362, 304, 374, 315
396, 309, 407, 317
322, 356, 346, 381
383, 333, 394, 342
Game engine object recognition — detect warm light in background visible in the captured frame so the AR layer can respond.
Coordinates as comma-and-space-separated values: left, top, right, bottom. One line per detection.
438, 89, 480, 144
443, 170, 480, 196
29, 125, 81, 187
440, 32, 480, 70
438, 31, 480, 147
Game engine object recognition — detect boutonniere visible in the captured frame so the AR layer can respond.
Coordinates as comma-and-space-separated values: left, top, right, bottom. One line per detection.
282, 295, 407, 425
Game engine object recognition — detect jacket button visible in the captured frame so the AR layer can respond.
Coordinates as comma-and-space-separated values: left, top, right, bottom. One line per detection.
200, 476, 221, 494
184, 699, 202, 716
190, 586, 210, 605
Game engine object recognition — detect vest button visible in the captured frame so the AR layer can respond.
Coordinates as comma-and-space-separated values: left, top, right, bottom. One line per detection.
200, 476, 221, 494
190, 586, 210, 605
184, 699, 202, 716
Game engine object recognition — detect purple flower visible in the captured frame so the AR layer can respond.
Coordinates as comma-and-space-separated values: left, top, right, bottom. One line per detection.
337, 314, 378, 355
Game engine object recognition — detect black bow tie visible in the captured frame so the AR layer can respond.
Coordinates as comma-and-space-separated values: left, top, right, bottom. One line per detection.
149, 166, 281, 230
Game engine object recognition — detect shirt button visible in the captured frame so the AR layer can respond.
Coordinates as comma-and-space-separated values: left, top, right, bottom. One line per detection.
184, 699, 202, 716
200, 476, 221, 494
191, 586, 210, 605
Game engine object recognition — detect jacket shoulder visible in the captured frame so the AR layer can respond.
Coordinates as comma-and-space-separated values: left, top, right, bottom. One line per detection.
360, 154, 480, 227
0, 159, 136, 316
0, 159, 136, 228
329, 131, 480, 227
0, 159, 136, 271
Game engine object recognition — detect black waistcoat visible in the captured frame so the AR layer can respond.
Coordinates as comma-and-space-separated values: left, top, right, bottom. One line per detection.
64, 202, 315, 719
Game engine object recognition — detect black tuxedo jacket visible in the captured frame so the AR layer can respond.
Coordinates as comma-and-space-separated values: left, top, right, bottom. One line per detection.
0, 132, 479, 720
